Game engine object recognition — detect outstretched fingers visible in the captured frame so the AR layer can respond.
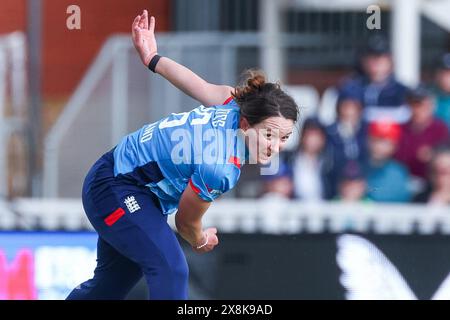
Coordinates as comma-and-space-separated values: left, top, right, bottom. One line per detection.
134, 10, 154, 32
142, 10, 149, 29
132, 15, 141, 33
138, 10, 147, 29
149, 16, 155, 33
134, 27, 142, 43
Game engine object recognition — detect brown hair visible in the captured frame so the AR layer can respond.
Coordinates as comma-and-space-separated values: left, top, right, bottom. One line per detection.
232, 69, 299, 126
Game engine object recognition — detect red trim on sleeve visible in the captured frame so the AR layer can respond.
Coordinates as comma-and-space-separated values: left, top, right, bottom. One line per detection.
228, 156, 241, 169
223, 96, 233, 105
104, 208, 125, 226
189, 179, 201, 194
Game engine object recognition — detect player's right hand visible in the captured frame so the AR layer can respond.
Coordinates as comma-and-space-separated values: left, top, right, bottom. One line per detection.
132, 9, 158, 66
193, 227, 219, 254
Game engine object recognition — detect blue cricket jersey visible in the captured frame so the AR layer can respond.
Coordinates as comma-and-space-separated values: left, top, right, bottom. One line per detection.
113, 98, 246, 214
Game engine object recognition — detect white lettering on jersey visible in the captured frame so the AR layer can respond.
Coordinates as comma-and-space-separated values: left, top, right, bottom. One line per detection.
140, 122, 157, 143
212, 109, 231, 127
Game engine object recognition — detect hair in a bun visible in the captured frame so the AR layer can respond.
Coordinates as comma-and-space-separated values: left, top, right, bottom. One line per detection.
231, 69, 299, 126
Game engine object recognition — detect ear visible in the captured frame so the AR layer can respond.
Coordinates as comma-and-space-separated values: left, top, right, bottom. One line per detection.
240, 117, 250, 131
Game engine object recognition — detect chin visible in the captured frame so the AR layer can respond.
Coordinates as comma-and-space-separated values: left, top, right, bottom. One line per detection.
257, 156, 272, 165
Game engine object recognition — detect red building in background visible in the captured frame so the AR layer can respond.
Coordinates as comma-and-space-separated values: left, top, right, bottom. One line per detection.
0, 0, 170, 107
0, 0, 171, 197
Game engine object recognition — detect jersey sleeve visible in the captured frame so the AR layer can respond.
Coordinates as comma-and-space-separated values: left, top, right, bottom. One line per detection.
222, 96, 234, 105
189, 163, 240, 202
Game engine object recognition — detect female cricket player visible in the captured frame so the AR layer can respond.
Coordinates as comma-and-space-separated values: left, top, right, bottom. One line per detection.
66, 10, 298, 300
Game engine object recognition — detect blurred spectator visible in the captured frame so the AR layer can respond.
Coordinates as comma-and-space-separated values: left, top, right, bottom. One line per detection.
338, 35, 409, 124
325, 92, 368, 198
366, 120, 411, 202
433, 53, 450, 129
414, 145, 450, 205
289, 118, 329, 201
395, 85, 449, 186
336, 160, 368, 202
261, 162, 294, 200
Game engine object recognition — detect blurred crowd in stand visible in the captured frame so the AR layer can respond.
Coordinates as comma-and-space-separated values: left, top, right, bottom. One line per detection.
260, 35, 450, 207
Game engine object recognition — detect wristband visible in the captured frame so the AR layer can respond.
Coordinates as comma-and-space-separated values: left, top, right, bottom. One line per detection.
148, 54, 161, 73
195, 233, 209, 249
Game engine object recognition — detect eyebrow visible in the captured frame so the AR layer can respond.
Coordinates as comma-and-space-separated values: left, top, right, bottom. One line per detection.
263, 126, 292, 136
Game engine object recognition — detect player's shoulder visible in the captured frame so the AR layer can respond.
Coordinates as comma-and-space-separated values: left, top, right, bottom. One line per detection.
197, 158, 241, 177
208, 97, 240, 130
209, 96, 239, 111
190, 158, 241, 201
196, 159, 241, 187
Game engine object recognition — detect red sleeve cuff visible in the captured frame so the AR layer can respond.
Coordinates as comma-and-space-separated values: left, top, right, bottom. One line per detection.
189, 179, 201, 194
223, 96, 233, 105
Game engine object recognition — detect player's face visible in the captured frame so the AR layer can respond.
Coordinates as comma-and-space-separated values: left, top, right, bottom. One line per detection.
244, 116, 294, 165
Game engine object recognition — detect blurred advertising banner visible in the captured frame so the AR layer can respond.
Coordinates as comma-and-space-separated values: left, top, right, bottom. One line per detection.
184, 233, 450, 300
2, 232, 450, 300
0, 232, 97, 300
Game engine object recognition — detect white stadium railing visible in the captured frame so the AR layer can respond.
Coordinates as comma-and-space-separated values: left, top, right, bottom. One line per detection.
1, 198, 450, 235
0, 32, 27, 199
